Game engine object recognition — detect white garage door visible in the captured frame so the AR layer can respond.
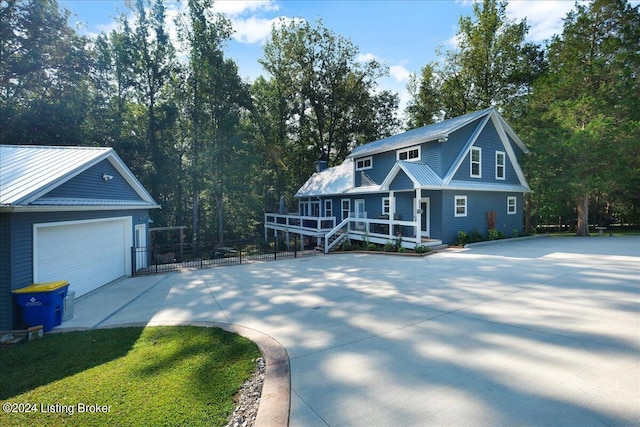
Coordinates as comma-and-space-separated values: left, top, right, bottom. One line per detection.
34, 218, 132, 297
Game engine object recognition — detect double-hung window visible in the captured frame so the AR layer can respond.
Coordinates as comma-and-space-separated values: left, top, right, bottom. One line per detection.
397, 146, 421, 162
455, 195, 467, 217
324, 200, 333, 217
507, 196, 517, 215
382, 197, 390, 216
470, 147, 481, 178
496, 151, 505, 180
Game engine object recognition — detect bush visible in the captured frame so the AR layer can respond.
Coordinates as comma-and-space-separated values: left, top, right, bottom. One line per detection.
487, 228, 501, 241
457, 231, 468, 246
384, 241, 394, 252
398, 247, 406, 253
341, 239, 352, 251
468, 229, 485, 243
414, 244, 431, 254
367, 243, 379, 251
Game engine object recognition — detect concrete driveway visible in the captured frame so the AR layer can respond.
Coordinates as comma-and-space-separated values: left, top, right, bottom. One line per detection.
62, 236, 640, 426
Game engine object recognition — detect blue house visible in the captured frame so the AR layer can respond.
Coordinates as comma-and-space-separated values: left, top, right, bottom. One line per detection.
0, 145, 160, 330
265, 108, 530, 251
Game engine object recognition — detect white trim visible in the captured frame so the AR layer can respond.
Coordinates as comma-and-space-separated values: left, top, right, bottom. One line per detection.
495, 150, 506, 180
507, 196, 517, 215
454, 195, 467, 217
397, 145, 421, 162
489, 113, 530, 190
355, 156, 373, 171
324, 199, 333, 217
341, 198, 351, 221
470, 146, 482, 178
443, 112, 492, 184
33, 216, 133, 290
382, 197, 390, 215
420, 197, 431, 237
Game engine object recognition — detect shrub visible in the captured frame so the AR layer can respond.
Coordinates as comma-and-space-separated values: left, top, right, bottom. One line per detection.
457, 231, 468, 246
341, 239, 352, 251
468, 229, 484, 243
398, 247, 406, 253
512, 228, 519, 238
384, 241, 394, 252
487, 228, 501, 241
414, 244, 431, 254
367, 243, 379, 251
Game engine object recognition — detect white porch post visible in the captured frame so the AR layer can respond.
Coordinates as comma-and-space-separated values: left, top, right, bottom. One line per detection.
415, 188, 421, 245
389, 191, 395, 240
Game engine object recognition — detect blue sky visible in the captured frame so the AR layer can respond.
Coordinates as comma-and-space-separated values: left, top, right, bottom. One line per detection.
59, 0, 591, 113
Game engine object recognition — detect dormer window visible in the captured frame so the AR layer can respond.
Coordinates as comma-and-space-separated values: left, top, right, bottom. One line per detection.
355, 157, 372, 171
470, 147, 481, 178
397, 146, 420, 162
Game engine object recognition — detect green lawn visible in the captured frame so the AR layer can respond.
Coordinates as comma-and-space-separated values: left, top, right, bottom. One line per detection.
0, 326, 260, 426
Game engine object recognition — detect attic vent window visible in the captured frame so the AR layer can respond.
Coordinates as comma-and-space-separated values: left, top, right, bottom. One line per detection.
397, 146, 420, 162
355, 157, 372, 171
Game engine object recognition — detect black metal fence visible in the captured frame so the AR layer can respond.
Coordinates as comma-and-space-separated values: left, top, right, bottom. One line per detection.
131, 238, 317, 275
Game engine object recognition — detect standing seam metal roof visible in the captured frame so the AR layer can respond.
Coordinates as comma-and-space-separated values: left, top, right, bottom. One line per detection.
348, 107, 494, 159
0, 145, 158, 208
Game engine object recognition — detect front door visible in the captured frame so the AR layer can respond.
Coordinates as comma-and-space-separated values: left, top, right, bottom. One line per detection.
420, 198, 430, 238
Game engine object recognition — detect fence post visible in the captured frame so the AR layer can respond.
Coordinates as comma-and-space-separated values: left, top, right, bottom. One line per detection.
294, 237, 297, 258
131, 247, 136, 275
274, 237, 277, 260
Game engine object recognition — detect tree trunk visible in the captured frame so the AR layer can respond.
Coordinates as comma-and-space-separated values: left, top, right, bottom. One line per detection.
576, 191, 590, 236
216, 192, 224, 247
524, 192, 532, 235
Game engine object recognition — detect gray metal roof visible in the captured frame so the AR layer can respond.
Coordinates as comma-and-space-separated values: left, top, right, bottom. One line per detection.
0, 145, 159, 209
348, 107, 494, 159
295, 160, 353, 198
398, 161, 444, 187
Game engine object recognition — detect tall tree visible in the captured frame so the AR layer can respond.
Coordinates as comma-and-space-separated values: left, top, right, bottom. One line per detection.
176, 0, 250, 245
260, 19, 399, 168
0, 0, 90, 145
523, 0, 640, 236
406, 0, 545, 123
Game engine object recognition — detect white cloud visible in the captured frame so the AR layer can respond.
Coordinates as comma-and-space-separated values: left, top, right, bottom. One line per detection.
506, 1, 585, 43
231, 16, 278, 44
357, 52, 379, 62
212, 0, 279, 16
390, 64, 411, 83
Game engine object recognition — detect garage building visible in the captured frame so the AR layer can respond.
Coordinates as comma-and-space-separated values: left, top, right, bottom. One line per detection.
0, 145, 160, 330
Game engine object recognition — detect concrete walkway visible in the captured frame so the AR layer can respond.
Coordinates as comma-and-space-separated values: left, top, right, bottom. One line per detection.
61, 236, 640, 426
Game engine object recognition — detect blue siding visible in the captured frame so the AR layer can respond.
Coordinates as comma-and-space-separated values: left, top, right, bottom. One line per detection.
45, 159, 143, 201
440, 191, 524, 244
452, 120, 522, 184
0, 214, 12, 330
421, 190, 443, 240
390, 170, 414, 191
1, 210, 149, 329
394, 192, 414, 222
355, 151, 396, 187
442, 120, 482, 176
422, 142, 442, 176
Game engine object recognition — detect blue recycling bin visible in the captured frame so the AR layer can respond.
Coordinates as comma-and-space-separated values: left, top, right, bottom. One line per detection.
12, 281, 69, 332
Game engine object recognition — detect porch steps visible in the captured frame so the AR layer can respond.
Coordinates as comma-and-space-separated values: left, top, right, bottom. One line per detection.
316, 230, 347, 253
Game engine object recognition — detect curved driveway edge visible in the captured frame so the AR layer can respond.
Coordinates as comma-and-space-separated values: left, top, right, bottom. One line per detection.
55, 321, 291, 427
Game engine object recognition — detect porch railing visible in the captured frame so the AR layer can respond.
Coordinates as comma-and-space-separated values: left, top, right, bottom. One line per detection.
264, 213, 336, 236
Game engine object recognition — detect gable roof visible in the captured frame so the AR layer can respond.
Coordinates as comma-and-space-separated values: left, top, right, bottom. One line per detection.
0, 145, 159, 211
349, 108, 491, 159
